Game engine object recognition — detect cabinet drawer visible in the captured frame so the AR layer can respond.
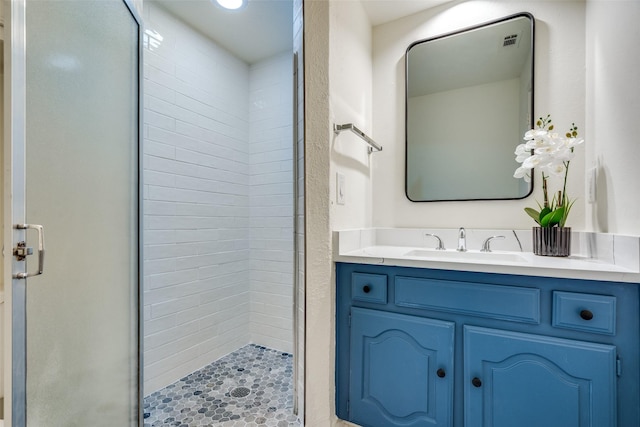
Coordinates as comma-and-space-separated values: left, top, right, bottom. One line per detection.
553, 291, 616, 335
395, 276, 540, 323
352, 272, 388, 304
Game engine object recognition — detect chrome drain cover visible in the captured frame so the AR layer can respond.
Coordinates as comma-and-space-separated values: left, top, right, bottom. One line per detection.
230, 386, 251, 398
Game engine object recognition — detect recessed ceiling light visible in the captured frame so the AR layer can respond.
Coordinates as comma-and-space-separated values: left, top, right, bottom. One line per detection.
215, 0, 245, 10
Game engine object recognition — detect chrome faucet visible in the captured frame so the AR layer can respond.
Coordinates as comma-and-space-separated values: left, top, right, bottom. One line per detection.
481, 235, 505, 252
425, 233, 446, 250
457, 227, 467, 252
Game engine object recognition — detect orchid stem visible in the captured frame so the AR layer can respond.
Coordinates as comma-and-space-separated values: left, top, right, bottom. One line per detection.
562, 161, 570, 207
542, 174, 549, 208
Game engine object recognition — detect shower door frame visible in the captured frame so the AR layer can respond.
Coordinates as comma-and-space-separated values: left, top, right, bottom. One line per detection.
2, 0, 145, 425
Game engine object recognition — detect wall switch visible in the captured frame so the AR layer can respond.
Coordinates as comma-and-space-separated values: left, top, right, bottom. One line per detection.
337, 173, 346, 205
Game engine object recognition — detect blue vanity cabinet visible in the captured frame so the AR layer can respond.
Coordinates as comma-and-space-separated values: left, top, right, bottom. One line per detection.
464, 325, 617, 427
336, 262, 640, 427
349, 307, 455, 427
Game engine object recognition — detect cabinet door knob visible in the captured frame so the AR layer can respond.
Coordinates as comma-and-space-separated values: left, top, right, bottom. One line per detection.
436, 368, 446, 378
580, 309, 594, 320
362, 285, 371, 293
472, 377, 482, 388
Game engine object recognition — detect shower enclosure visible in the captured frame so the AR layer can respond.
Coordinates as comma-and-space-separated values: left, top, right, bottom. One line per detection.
141, 1, 304, 424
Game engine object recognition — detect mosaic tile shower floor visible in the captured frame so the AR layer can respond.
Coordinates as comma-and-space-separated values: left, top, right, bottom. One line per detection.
144, 344, 301, 427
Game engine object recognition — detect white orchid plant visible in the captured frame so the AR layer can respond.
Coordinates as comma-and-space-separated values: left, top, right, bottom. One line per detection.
514, 115, 584, 228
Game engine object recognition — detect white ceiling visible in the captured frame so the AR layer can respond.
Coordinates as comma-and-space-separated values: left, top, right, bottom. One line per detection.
149, 0, 294, 64
148, 0, 452, 64
360, 0, 452, 26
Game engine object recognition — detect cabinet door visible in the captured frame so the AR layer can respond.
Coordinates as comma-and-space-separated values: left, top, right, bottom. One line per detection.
349, 308, 455, 427
464, 325, 617, 427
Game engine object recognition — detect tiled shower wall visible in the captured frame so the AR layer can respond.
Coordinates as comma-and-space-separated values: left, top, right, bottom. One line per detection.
142, 3, 294, 395
249, 54, 295, 352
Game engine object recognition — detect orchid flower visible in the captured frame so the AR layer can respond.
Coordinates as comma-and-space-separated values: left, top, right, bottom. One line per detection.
513, 115, 582, 228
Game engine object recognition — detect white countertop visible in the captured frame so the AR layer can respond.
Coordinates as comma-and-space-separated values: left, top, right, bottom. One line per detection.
335, 228, 640, 283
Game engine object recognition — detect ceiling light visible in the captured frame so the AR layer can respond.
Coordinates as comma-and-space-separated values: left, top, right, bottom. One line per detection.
216, 0, 245, 10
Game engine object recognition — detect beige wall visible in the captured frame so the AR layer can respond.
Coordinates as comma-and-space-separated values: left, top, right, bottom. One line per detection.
329, 0, 373, 231
585, 0, 640, 235
304, 1, 335, 424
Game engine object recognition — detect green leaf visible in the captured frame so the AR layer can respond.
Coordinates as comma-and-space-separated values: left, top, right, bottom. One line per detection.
540, 212, 551, 227
524, 207, 541, 225
539, 207, 552, 222
541, 207, 565, 227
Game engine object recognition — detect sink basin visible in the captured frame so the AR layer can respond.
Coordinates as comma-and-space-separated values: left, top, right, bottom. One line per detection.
404, 249, 528, 263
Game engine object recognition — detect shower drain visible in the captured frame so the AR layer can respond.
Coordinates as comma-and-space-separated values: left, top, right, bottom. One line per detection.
230, 386, 251, 398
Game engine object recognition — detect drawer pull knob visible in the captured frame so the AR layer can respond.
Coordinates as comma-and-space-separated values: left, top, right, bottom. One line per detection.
436, 368, 446, 378
580, 309, 594, 320
472, 377, 482, 388
362, 285, 371, 293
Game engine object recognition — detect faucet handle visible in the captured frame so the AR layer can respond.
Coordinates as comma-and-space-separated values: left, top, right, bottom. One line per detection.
425, 233, 446, 250
481, 235, 505, 252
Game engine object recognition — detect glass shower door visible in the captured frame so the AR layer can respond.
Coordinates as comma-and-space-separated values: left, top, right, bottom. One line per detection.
5, 0, 141, 425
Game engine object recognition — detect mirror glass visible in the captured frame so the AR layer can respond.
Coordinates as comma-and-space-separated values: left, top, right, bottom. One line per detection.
406, 13, 534, 202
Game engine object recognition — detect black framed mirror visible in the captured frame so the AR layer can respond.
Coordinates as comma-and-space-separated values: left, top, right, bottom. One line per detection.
405, 13, 534, 202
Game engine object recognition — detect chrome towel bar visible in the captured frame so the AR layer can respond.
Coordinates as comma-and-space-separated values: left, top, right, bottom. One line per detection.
333, 123, 382, 153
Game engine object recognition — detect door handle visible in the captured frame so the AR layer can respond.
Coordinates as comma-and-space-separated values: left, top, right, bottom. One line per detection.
13, 223, 45, 279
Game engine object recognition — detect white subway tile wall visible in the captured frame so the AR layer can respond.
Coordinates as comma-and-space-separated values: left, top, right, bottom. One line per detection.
143, 4, 294, 396
249, 53, 294, 352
